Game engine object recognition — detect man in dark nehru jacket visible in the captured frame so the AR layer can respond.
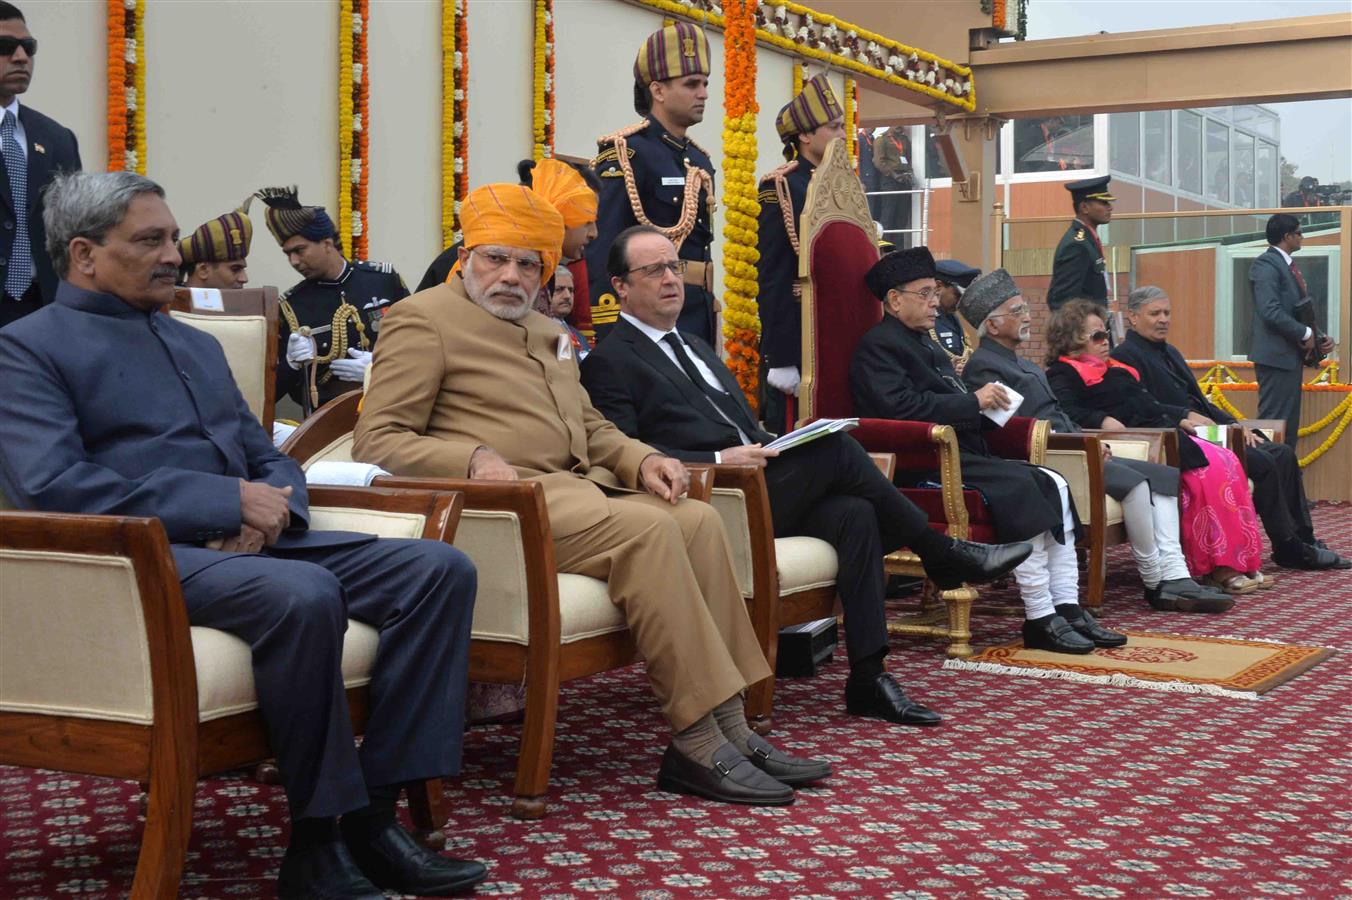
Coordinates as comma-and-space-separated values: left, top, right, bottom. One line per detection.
757, 73, 846, 432
1046, 175, 1113, 311
851, 246, 1127, 655
586, 21, 718, 344
931, 257, 980, 367
0, 171, 485, 899
256, 186, 408, 415
176, 197, 253, 291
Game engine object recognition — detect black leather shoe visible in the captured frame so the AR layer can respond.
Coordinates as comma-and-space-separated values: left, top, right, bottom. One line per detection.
1022, 615, 1095, 654
844, 672, 942, 726
657, 742, 794, 806
1274, 543, 1352, 571
743, 732, 831, 786
276, 839, 385, 900
340, 819, 487, 896
1147, 578, 1235, 613
1055, 605, 1127, 648
923, 538, 1034, 590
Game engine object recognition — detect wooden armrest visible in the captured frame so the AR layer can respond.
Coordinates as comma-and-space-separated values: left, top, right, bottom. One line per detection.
683, 464, 715, 503
1231, 419, 1286, 460
1085, 427, 1175, 466
307, 485, 464, 542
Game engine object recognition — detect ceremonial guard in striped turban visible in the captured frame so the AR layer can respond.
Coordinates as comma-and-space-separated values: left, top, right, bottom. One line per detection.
256, 186, 408, 415
586, 22, 718, 344
757, 74, 846, 432
176, 197, 253, 290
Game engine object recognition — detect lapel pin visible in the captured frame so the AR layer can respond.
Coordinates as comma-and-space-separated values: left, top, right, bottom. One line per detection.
33, 143, 45, 154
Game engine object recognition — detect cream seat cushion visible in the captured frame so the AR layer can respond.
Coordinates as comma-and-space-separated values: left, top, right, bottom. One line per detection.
775, 537, 838, 596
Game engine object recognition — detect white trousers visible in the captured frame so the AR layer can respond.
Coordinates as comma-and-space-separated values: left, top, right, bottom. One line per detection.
1012, 468, 1080, 619
1118, 483, 1191, 588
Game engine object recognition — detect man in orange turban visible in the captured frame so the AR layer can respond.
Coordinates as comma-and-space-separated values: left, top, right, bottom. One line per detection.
356, 184, 831, 807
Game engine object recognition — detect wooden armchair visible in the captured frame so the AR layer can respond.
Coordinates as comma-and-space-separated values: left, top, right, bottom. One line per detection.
281, 392, 727, 819
168, 286, 280, 431
0, 486, 464, 899
796, 139, 1060, 658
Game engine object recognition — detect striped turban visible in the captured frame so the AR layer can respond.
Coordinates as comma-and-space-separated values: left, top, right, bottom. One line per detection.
528, 159, 598, 229
178, 197, 253, 265
635, 21, 710, 84
454, 184, 565, 281
254, 186, 338, 245
775, 73, 844, 141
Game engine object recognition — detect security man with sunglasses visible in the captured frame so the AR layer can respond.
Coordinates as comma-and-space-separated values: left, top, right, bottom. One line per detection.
0, 2, 82, 327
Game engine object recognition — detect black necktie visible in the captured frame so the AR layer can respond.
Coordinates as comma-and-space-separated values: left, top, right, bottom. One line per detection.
661, 333, 758, 437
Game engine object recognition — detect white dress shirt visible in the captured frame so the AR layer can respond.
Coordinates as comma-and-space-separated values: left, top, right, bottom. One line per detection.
620, 311, 751, 454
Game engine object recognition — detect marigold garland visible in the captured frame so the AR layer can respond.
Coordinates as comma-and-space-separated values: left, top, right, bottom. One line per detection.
844, 76, 857, 167
1197, 363, 1352, 467
336, 0, 369, 257
792, 61, 803, 96
441, 0, 469, 245
532, 0, 555, 161
720, 0, 762, 409
638, 0, 976, 112
106, 0, 145, 173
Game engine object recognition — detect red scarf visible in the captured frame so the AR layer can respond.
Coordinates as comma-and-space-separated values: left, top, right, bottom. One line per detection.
1058, 354, 1139, 387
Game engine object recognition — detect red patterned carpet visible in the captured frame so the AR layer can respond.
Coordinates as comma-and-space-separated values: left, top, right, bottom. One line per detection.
4, 504, 1351, 899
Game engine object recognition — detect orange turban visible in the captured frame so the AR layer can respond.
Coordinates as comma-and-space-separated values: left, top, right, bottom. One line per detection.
530, 159, 598, 229
452, 183, 565, 281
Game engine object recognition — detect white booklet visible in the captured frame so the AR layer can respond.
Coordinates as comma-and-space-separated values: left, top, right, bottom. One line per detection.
980, 381, 1024, 429
764, 417, 859, 452
305, 461, 390, 487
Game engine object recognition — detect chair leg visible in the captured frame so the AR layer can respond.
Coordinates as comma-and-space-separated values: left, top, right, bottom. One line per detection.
405, 780, 447, 851
130, 750, 196, 898
1084, 540, 1107, 611
510, 649, 560, 820
744, 675, 774, 736
942, 586, 977, 659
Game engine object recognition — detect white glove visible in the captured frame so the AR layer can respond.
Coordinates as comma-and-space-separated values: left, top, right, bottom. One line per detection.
328, 348, 372, 383
767, 366, 801, 397
286, 332, 316, 369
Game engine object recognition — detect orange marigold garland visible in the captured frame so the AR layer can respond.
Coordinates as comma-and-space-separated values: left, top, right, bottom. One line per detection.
353, 0, 369, 258
107, 0, 145, 173
441, 0, 469, 244
721, 0, 761, 408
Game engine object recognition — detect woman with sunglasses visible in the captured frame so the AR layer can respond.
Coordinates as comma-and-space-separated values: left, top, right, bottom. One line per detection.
1045, 300, 1264, 596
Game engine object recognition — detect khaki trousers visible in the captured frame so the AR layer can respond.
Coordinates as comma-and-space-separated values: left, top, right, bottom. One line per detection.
552, 493, 771, 731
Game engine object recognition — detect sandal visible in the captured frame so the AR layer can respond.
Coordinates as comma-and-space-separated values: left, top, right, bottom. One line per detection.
1204, 567, 1259, 595
1248, 571, 1277, 590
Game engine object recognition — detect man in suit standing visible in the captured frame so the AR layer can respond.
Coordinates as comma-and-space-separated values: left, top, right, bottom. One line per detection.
581, 226, 1031, 726
355, 184, 832, 807
0, 171, 486, 898
0, 2, 82, 326
1250, 213, 1334, 446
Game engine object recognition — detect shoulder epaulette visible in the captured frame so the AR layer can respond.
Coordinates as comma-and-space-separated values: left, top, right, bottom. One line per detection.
759, 160, 799, 184
356, 259, 396, 274
685, 136, 711, 158
596, 120, 650, 148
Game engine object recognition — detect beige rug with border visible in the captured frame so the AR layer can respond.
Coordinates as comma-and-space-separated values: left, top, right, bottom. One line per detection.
943, 631, 1335, 700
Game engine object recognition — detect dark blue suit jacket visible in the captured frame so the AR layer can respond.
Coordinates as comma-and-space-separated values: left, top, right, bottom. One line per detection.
0, 283, 368, 578
1, 104, 83, 303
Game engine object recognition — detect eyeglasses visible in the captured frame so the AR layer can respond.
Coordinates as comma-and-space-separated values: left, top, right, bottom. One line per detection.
1089, 330, 1110, 343
898, 287, 939, 302
987, 303, 1029, 319
0, 37, 36, 57
469, 248, 544, 278
622, 259, 688, 280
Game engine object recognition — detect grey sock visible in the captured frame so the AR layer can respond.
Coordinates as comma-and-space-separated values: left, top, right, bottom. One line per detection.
671, 713, 726, 768
712, 694, 755, 757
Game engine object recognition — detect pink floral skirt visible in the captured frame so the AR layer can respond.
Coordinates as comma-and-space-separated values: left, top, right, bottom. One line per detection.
1178, 436, 1263, 576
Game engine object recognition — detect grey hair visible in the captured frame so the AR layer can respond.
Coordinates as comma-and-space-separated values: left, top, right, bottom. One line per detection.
1127, 285, 1168, 314
44, 171, 166, 278
976, 320, 989, 338
554, 264, 573, 281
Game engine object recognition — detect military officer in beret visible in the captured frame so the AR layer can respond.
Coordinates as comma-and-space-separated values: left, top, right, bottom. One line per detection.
177, 198, 253, 291
931, 257, 980, 368
256, 186, 408, 416
757, 73, 846, 432
586, 21, 718, 345
1047, 175, 1114, 311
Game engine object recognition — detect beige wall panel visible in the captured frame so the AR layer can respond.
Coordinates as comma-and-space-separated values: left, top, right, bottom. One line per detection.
367, 0, 442, 273
22, 1, 105, 170
144, 0, 337, 295
467, 0, 533, 186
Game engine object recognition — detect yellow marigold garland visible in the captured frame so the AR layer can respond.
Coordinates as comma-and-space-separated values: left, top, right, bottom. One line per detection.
106, 0, 145, 173
792, 61, 803, 96
441, 0, 469, 245
337, 0, 354, 248
844, 76, 857, 167
1198, 363, 1352, 467
721, 0, 761, 409
352, 0, 369, 257
532, 0, 555, 161
636, 0, 976, 112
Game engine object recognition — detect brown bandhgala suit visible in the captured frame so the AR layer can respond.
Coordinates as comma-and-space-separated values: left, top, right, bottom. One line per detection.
353, 277, 769, 729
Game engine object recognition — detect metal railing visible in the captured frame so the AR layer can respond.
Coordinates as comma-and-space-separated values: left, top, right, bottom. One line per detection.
864, 186, 930, 247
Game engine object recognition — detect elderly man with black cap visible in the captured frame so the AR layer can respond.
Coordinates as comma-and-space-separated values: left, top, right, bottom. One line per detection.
931, 257, 980, 368
255, 186, 409, 416
850, 247, 1128, 653
176, 197, 253, 291
1047, 175, 1114, 311
757, 73, 847, 431
586, 22, 718, 344
961, 269, 1232, 613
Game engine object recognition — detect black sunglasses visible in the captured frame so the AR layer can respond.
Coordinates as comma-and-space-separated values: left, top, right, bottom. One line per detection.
1090, 330, 1110, 343
0, 36, 36, 57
